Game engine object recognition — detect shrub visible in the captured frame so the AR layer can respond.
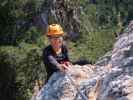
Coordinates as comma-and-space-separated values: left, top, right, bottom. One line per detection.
0, 43, 46, 100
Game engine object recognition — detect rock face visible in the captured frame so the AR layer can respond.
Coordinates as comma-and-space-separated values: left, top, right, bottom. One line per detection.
34, 21, 133, 100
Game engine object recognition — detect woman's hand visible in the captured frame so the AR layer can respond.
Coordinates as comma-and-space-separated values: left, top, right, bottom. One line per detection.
58, 63, 71, 72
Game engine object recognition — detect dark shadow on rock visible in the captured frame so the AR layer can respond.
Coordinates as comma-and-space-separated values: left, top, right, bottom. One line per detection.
73, 59, 92, 65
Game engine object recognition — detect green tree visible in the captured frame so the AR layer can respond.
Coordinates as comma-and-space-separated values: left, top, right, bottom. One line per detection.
0, 44, 46, 100
0, 0, 44, 45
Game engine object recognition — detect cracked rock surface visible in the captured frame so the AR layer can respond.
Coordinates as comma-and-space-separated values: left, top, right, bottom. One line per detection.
34, 21, 133, 100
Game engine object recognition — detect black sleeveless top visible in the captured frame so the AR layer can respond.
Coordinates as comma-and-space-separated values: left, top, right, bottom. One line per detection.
43, 45, 69, 80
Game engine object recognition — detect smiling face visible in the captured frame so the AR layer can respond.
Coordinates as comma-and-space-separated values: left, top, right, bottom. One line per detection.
48, 36, 63, 50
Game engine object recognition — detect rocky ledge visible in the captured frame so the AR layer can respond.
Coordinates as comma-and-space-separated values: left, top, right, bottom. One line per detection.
33, 21, 133, 100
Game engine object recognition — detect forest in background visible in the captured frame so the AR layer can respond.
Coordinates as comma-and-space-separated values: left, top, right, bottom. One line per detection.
0, 0, 133, 99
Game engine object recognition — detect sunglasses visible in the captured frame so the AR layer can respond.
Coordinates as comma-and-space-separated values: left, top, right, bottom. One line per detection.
48, 36, 63, 40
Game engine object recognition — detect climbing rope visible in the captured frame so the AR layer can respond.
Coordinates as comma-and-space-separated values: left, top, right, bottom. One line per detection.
66, 72, 88, 100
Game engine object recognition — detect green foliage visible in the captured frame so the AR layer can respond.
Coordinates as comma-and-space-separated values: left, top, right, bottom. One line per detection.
1, 0, 133, 99
0, 0, 44, 45
67, 2, 116, 63
97, 0, 133, 26
17, 26, 43, 44
0, 44, 46, 100
68, 29, 115, 63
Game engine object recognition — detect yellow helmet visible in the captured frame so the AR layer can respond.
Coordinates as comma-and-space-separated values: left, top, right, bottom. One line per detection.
47, 24, 64, 37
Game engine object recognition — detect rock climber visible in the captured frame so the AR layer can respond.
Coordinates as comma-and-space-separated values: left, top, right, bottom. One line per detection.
43, 24, 71, 82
